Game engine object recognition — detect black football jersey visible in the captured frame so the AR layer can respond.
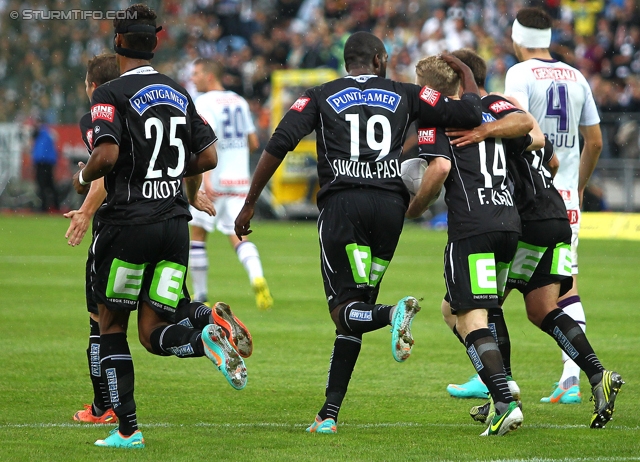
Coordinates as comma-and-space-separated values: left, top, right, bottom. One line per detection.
90, 66, 216, 225
265, 75, 482, 207
79, 112, 93, 153
418, 95, 523, 242
507, 137, 568, 221
478, 95, 568, 222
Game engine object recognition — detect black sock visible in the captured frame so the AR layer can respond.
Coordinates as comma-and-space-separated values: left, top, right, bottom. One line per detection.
465, 328, 513, 409
488, 308, 512, 377
149, 324, 205, 357
87, 318, 110, 415
339, 302, 393, 334
318, 334, 362, 422
452, 325, 464, 345
174, 301, 212, 330
540, 308, 604, 380
100, 332, 137, 436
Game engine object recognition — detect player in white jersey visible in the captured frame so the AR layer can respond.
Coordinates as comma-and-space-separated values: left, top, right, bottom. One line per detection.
505, 7, 603, 404
189, 58, 273, 310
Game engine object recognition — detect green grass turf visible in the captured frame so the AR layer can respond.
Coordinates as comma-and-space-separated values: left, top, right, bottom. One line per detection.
0, 215, 638, 461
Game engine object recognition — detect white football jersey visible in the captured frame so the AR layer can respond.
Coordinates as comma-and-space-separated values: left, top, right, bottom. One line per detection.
195, 90, 256, 193
505, 59, 600, 198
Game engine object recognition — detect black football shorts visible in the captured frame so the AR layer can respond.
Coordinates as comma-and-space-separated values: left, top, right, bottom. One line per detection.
507, 218, 573, 297
91, 217, 190, 315
444, 231, 519, 313
317, 188, 406, 311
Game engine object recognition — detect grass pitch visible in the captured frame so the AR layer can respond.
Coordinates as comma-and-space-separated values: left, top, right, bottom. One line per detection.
0, 215, 638, 461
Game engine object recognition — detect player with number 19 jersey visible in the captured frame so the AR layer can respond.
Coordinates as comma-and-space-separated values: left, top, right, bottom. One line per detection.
265, 75, 482, 209
90, 66, 216, 225
504, 59, 600, 221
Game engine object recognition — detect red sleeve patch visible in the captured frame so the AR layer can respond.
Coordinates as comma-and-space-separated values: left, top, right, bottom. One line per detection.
197, 110, 208, 125
418, 128, 436, 145
290, 97, 311, 112
86, 129, 93, 150
489, 100, 516, 113
419, 86, 441, 106
91, 104, 116, 123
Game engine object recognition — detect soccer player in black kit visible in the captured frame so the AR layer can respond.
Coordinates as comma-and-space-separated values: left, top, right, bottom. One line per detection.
235, 31, 483, 433
407, 55, 528, 436
447, 49, 623, 430
72, 4, 247, 449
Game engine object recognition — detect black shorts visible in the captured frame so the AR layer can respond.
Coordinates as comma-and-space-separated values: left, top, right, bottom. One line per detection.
317, 189, 406, 311
444, 231, 519, 313
91, 217, 190, 315
507, 218, 573, 297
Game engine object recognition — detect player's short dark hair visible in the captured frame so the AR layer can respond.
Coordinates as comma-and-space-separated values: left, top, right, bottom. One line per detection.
343, 32, 386, 71
451, 49, 486, 88
87, 54, 119, 87
194, 58, 224, 82
113, 3, 158, 53
516, 7, 553, 30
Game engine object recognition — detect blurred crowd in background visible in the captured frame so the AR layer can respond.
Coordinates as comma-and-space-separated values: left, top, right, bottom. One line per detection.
1, 0, 640, 154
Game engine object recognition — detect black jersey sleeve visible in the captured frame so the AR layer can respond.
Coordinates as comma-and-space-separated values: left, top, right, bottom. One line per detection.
541, 137, 555, 163
79, 112, 93, 153
90, 85, 123, 147
408, 84, 482, 129
188, 95, 217, 154
265, 90, 320, 159
482, 94, 523, 120
417, 127, 452, 161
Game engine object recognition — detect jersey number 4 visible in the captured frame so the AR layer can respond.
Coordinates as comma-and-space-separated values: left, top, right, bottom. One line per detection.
145, 116, 186, 179
546, 83, 568, 133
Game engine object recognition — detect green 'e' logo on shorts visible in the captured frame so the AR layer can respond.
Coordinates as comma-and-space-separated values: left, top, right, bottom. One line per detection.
106, 259, 147, 301
468, 253, 497, 295
149, 261, 186, 308
508, 241, 547, 283
345, 243, 389, 287
551, 243, 572, 276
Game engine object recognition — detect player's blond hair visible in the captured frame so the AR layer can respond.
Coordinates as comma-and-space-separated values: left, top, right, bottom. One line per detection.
415, 56, 460, 97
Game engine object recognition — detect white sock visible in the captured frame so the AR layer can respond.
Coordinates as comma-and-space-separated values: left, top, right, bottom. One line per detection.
559, 296, 586, 385
236, 241, 263, 282
189, 241, 208, 301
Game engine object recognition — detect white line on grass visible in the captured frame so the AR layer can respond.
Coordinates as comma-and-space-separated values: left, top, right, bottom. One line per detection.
2, 422, 639, 431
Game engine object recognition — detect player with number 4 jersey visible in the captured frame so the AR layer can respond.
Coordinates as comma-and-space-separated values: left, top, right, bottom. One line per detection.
505, 7, 606, 406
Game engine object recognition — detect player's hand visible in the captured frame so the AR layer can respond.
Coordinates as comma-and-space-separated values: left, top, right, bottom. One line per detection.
72, 162, 90, 195
192, 190, 216, 216
439, 53, 467, 75
446, 125, 488, 146
63, 209, 90, 246
235, 204, 255, 240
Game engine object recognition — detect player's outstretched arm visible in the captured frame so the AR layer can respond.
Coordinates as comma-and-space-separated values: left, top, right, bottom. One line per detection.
64, 176, 107, 246
73, 142, 119, 194
406, 156, 450, 219
578, 123, 603, 206
235, 150, 283, 239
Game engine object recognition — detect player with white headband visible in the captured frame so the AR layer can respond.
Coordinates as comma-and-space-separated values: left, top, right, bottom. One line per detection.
504, 8, 605, 406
